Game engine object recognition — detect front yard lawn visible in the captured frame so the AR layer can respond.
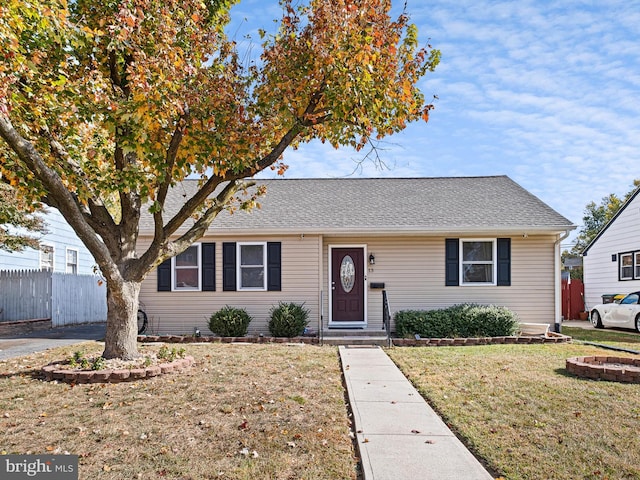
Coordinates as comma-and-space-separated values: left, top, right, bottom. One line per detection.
562, 326, 640, 347
389, 342, 640, 480
0, 343, 358, 480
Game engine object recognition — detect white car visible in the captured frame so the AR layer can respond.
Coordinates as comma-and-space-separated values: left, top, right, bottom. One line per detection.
590, 291, 640, 332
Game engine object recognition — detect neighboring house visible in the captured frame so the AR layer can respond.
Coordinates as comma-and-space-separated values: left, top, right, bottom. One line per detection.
138, 176, 575, 336
583, 187, 640, 310
0, 207, 96, 274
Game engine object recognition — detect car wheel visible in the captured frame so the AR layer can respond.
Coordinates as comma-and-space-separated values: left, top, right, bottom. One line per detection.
591, 310, 603, 329
635, 314, 640, 334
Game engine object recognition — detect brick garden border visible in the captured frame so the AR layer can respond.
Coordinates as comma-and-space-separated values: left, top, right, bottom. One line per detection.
41, 356, 195, 384
137, 333, 570, 346
138, 335, 320, 345
392, 333, 571, 346
566, 356, 640, 383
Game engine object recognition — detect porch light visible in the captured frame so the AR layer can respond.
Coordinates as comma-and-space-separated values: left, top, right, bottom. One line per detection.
369, 254, 375, 265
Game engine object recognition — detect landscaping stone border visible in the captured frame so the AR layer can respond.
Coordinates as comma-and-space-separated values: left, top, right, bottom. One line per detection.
137, 333, 570, 346
566, 356, 640, 383
41, 356, 195, 384
392, 332, 571, 346
138, 335, 320, 345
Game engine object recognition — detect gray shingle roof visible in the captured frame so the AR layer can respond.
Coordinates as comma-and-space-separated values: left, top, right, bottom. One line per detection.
140, 176, 574, 235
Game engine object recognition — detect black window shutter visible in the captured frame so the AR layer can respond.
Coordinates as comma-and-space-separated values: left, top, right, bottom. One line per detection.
222, 242, 236, 291
267, 242, 282, 291
445, 239, 459, 286
497, 238, 511, 286
202, 243, 216, 291
157, 259, 172, 291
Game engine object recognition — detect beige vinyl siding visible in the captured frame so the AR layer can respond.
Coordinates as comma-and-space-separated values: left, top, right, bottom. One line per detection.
139, 234, 322, 335
139, 233, 558, 335
324, 235, 556, 330
584, 194, 640, 309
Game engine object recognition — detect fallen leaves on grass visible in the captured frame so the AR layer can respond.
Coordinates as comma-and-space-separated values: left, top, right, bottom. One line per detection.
0, 343, 358, 479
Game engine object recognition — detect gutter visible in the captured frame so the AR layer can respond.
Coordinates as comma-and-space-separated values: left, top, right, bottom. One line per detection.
555, 230, 572, 331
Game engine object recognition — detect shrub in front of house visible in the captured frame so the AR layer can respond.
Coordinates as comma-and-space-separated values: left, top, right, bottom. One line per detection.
268, 302, 309, 337
208, 306, 252, 337
394, 304, 518, 338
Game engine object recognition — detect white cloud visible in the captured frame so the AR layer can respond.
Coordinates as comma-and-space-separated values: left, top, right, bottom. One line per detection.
232, 0, 639, 233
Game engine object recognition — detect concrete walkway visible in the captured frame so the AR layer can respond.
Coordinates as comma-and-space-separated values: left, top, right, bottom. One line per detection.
339, 346, 494, 480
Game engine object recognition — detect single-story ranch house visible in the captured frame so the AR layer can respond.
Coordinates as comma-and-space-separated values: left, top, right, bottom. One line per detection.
583, 186, 640, 310
138, 176, 575, 336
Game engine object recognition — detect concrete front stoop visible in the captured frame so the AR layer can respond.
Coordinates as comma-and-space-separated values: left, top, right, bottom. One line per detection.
322, 329, 391, 347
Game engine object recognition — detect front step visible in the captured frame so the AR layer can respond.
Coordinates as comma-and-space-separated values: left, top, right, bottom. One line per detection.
322, 329, 388, 337
322, 337, 390, 347
320, 328, 391, 346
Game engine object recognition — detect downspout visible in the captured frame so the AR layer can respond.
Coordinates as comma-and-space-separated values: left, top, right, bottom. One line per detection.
554, 230, 571, 332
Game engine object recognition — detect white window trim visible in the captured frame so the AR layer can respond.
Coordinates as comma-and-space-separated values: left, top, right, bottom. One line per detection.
40, 243, 55, 272
237, 242, 267, 291
620, 252, 634, 280
171, 243, 202, 291
65, 247, 79, 274
460, 238, 497, 286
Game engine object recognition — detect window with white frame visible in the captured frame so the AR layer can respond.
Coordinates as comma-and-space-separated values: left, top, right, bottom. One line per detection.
620, 252, 633, 280
66, 248, 78, 274
237, 242, 266, 290
460, 239, 496, 285
618, 251, 640, 281
40, 245, 54, 271
173, 244, 201, 290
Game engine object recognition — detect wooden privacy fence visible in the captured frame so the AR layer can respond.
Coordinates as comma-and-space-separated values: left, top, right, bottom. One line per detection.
561, 278, 585, 320
0, 270, 107, 326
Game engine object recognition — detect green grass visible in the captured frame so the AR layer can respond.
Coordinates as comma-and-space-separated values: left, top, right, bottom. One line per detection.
389, 342, 640, 480
562, 326, 640, 346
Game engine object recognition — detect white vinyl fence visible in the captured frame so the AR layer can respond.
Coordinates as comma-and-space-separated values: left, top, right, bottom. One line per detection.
0, 270, 107, 326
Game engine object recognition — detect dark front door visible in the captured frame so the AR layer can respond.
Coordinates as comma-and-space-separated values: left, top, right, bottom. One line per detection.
331, 248, 365, 323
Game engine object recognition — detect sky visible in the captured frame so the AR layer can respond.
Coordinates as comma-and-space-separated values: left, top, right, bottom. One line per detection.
227, 0, 640, 248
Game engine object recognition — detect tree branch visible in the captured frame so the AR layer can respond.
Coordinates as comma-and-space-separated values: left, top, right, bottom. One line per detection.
0, 112, 118, 280
153, 111, 190, 243
135, 179, 249, 278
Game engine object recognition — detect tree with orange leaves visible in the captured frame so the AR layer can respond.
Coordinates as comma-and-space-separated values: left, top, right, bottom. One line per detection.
0, 0, 439, 359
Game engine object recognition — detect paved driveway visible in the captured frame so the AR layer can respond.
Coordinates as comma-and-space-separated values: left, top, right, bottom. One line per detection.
0, 323, 106, 360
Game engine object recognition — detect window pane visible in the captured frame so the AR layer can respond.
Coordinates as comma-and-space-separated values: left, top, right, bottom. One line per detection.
463, 264, 493, 283
241, 267, 264, 288
621, 254, 633, 279
463, 242, 493, 262
41, 245, 54, 271
175, 268, 198, 288
175, 246, 198, 267
240, 245, 264, 266
636, 253, 640, 279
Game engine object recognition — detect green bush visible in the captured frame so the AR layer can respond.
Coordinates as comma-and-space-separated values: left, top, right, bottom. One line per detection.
208, 306, 252, 337
394, 304, 518, 338
268, 302, 309, 337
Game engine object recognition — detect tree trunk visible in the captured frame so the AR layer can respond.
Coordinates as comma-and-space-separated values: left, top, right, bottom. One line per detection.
103, 280, 141, 360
